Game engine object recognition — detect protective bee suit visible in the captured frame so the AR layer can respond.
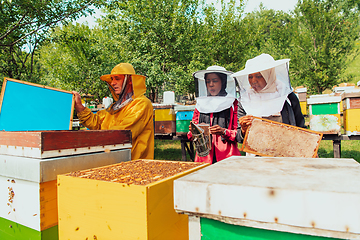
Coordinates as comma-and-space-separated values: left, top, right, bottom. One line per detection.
231, 54, 305, 143
76, 63, 154, 160
188, 65, 241, 164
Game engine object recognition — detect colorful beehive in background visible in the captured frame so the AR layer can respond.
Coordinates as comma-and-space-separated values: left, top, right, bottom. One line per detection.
333, 83, 357, 113
294, 87, 307, 115
0, 130, 132, 240
174, 156, 360, 240
153, 104, 176, 136
341, 91, 360, 135
174, 105, 195, 136
307, 94, 341, 134
57, 160, 209, 240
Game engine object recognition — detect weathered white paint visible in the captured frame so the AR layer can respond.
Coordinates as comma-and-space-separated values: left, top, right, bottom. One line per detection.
0, 149, 131, 183
0, 176, 41, 231
174, 156, 360, 239
189, 215, 201, 240
307, 95, 341, 105
0, 143, 132, 159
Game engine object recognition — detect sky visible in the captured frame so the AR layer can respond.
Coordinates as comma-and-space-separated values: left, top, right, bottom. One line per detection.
76, 0, 298, 28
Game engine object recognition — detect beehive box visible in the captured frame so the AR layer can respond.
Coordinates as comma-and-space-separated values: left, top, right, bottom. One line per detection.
295, 87, 307, 102
153, 104, 176, 136
0, 150, 131, 240
0, 130, 132, 240
174, 105, 195, 135
307, 94, 341, 134
241, 117, 322, 158
57, 159, 209, 240
342, 91, 360, 135
0, 130, 132, 158
174, 156, 360, 240
300, 101, 307, 115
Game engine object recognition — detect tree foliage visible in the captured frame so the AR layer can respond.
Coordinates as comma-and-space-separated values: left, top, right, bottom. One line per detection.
290, 0, 360, 93
2, 0, 358, 99
0, 0, 104, 86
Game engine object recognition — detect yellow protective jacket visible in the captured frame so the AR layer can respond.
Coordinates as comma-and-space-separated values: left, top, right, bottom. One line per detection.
77, 76, 154, 160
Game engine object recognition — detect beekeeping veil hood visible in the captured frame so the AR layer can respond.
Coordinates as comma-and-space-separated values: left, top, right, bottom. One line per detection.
100, 63, 146, 114
231, 54, 292, 117
193, 65, 236, 113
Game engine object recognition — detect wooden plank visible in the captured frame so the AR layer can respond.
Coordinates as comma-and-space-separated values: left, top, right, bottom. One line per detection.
241, 117, 322, 158
155, 108, 176, 121
300, 101, 307, 115
154, 121, 176, 135
298, 92, 307, 102
176, 120, 191, 134
309, 114, 341, 134
58, 176, 148, 240
199, 217, 342, 240
350, 98, 360, 109
0, 130, 131, 151
0, 217, 58, 240
153, 104, 175, 109
39, 180, 57, 231
58, 160, 208, 240
176, 111, 194, 120
147, 177, 189, 240
0, 149, 131, 182
0, 78, 74, 131
311, 103, 339, 115
174, 156, 360, 239
343, 109, 360, 135
0, 176, 41, 231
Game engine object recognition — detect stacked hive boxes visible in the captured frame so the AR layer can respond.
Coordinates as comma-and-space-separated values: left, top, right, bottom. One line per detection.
342, 91, 360, 136
333, 84, 356, 114
57, 159, 209, 240
0, 130, 131, 240
307, 94, 342, 134
153, 104, 176, 136
174, 156, 360, 240
294, 87, 307, 115
174, 105, 195, 136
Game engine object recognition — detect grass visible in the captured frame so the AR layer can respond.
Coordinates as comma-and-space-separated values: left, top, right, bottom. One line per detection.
154, 138, 360, 163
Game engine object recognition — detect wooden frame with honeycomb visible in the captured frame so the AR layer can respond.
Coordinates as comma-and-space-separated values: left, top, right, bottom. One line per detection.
241, 117, 323, 158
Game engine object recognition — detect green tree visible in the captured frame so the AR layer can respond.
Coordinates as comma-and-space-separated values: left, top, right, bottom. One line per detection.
100, 0, 203, 102
0, 0, 104, 86
39, 23, 118, 102
290, 0, 360, 94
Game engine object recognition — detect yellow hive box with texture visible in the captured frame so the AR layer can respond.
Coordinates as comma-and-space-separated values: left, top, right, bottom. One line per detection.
154, 108, 176, 121
300, 101, 307, 115
343, 109, 360, 134
57, 159, 209, 240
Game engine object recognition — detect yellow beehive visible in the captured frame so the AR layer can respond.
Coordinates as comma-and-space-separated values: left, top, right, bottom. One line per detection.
342, 91, 360, 135
57, 159, 209, 240
300, 101, 307, 115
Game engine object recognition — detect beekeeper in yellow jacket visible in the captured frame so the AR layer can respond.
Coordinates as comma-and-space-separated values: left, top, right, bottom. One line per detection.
73, 63, 154, 160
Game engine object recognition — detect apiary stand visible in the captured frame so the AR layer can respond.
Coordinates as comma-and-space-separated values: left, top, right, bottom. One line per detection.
174, 156, 360, 240
0, 130, 132, 240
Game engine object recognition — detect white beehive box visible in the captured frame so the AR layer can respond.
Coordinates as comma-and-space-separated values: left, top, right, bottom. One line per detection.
174, 156, 360, 239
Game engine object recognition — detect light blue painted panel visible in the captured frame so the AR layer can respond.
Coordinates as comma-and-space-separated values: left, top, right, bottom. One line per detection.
0, 79, 73, 131
176, 111, 194, 120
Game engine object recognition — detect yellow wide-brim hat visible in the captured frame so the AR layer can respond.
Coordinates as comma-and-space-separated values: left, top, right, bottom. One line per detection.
100, 63, 145, 83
